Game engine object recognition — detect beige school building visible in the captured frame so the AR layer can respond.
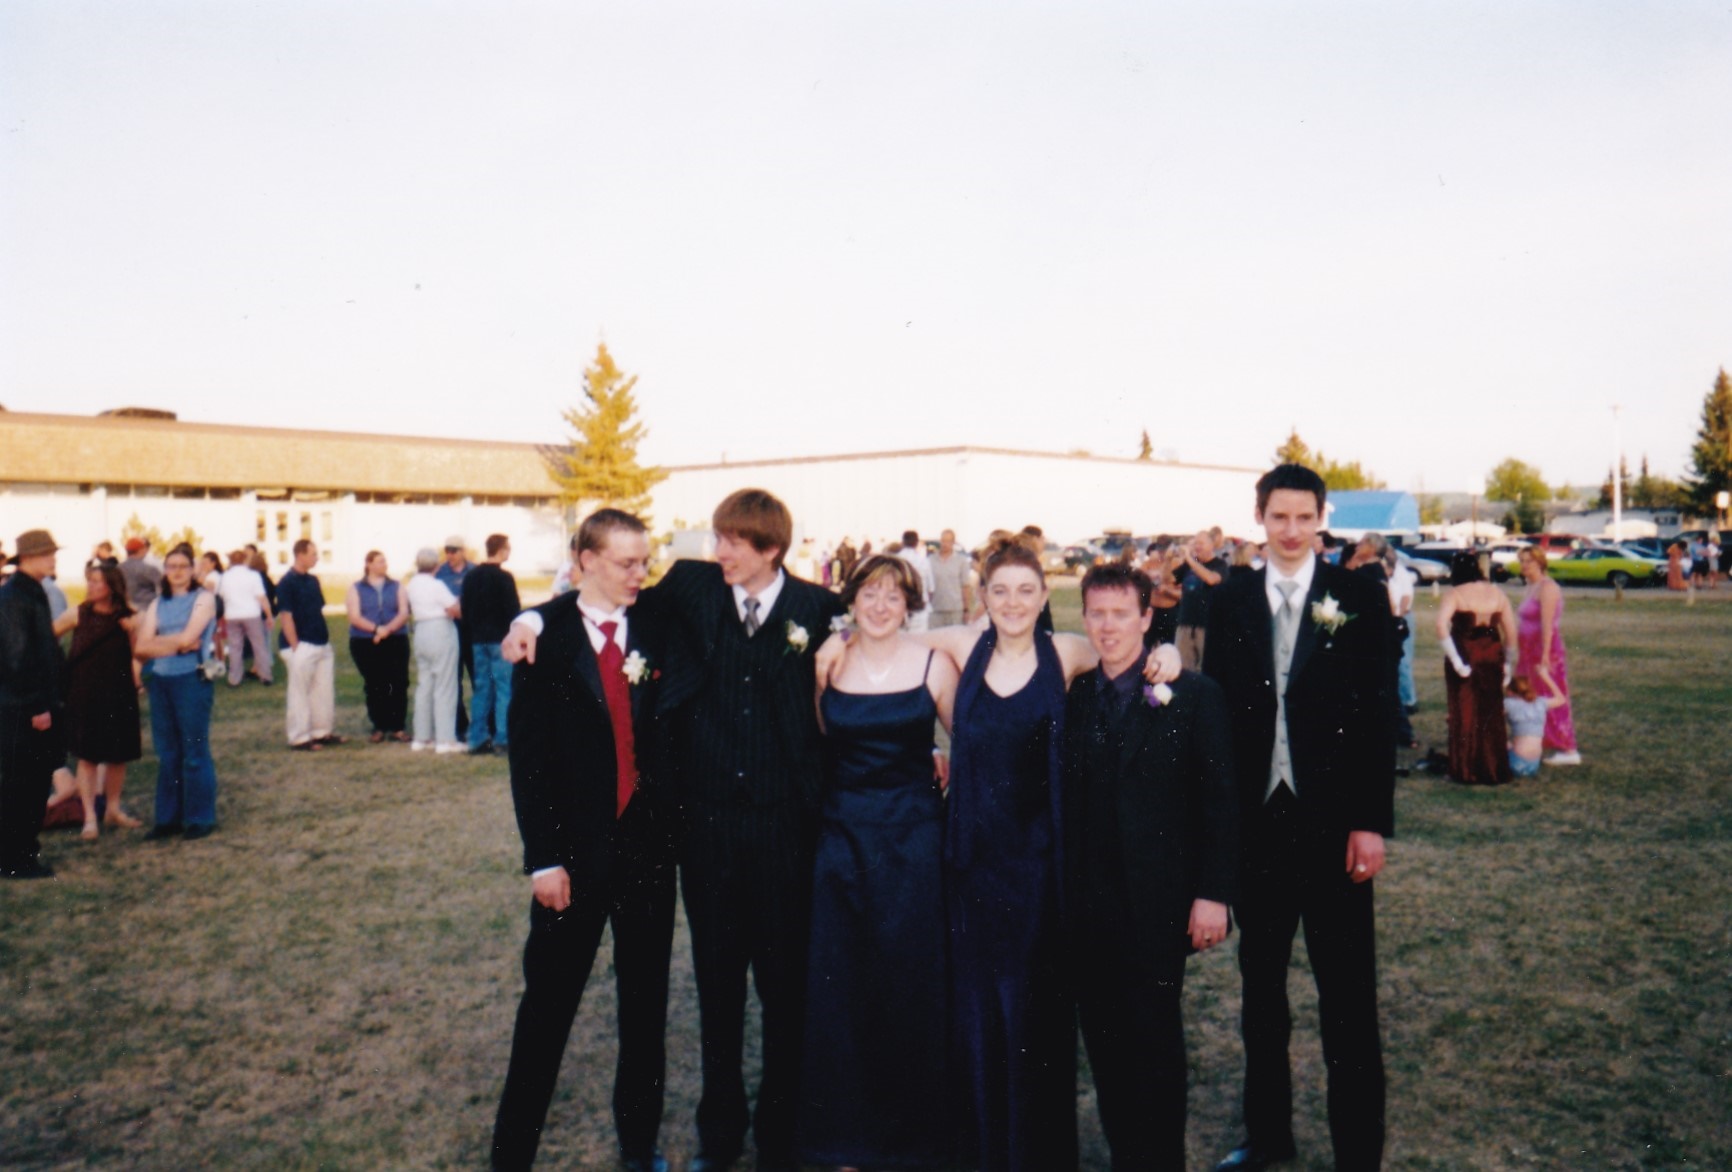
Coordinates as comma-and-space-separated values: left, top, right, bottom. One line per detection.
0, 409, 1260, 579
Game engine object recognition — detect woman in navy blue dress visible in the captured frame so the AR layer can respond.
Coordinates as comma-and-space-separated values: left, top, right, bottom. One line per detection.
801, 555, 959, 1170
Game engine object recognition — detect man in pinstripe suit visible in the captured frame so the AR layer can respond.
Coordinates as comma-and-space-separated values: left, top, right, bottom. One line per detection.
505, 489, 842, 1172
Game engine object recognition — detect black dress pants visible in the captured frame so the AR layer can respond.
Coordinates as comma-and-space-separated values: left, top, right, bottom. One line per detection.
1077, 931, 1189, 1170
1236, 789, 1385, 1171
348, 636, 409, 733
492, 803, 677, 1171
678, 800, 817, 1165
0, 709, 57, 872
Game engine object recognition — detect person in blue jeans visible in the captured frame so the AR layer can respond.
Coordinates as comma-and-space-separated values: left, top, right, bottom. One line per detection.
136, 544, 220, 840
460, 534, 520, 755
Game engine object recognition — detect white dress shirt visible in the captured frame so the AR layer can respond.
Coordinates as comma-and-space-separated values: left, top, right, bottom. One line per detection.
733, 569, 786, 625
1265, 553, 1318, 617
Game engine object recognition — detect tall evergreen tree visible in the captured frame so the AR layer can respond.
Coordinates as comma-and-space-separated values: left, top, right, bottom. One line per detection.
548, 343, 667, 523
1684, 368, 1732, 515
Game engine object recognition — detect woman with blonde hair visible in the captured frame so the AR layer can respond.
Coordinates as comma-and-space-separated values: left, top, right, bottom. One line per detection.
1515, 547, 1580, 765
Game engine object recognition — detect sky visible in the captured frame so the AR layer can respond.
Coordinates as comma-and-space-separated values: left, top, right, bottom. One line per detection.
3, 1, 1728, 495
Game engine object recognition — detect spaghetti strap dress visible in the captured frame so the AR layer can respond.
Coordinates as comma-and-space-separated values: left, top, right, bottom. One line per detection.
1517, 591, 1578, 752
944, 627, 1076, 1172
800, 654, 951, 1169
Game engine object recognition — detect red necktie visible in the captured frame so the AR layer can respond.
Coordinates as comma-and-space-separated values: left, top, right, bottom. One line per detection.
596, 621, 638, 817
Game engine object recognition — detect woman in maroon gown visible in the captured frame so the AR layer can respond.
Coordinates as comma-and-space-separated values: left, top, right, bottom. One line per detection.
1436, 551, 1517, 785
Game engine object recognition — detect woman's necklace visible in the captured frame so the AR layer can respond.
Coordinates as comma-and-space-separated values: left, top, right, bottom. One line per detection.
861, 654, 897, 685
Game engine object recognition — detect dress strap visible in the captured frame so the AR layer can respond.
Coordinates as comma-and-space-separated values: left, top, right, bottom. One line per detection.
922, 648, 934, 685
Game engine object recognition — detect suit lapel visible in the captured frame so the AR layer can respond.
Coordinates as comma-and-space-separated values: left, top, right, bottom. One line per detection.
1287, 567, 1328, 684
1241, 567, 1275, 682
625, 619, 646, 723
571, 616, 606, 709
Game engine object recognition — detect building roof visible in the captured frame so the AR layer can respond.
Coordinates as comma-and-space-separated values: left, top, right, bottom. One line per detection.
1326, 490, 1420, 533
0, 410, 558, 496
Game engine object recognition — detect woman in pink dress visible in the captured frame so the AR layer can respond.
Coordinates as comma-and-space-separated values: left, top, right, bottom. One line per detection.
1515, 548, 1580, 765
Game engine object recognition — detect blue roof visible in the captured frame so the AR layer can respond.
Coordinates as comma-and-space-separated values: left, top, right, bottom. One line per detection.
1326, 490, 1420, 533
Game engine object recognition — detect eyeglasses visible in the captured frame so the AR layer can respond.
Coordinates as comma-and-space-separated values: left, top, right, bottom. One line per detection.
595, 556, 649, 574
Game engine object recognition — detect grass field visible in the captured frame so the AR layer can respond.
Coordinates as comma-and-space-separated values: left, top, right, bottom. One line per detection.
3, 584, 1729, 1170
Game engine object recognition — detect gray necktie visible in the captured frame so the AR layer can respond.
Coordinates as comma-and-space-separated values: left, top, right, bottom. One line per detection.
1268, 578, 1301, 800
743, 595, 761, 637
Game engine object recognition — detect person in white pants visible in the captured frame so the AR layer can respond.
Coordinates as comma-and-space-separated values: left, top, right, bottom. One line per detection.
405, 548, 463, 751
276, 539, 339, 751
218, 550, 274, 686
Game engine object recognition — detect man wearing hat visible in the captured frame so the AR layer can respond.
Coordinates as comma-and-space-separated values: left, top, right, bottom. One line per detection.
121, 535, 163, 610
1, 530, 66, 879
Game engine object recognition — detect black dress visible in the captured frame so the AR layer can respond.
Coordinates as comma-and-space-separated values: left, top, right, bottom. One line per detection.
63, 603, 141, 765
800, 665, 950, 1170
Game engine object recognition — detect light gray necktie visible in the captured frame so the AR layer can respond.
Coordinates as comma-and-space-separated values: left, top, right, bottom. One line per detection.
1268, 578, 1301, 800
743, 595, 761, 637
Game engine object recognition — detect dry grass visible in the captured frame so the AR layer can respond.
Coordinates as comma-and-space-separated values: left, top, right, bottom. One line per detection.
3, 586, 1729, 1170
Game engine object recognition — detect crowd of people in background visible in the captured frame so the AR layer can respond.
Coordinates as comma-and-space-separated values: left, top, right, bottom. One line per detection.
0, 504, 1609, 881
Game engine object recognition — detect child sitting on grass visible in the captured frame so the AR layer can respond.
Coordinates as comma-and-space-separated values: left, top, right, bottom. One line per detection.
1505, 675, 1568, 779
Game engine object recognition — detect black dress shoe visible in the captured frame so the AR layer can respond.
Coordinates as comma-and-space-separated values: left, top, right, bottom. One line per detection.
1217, 1141, 1298, 1171
617, 1150, 668, 1172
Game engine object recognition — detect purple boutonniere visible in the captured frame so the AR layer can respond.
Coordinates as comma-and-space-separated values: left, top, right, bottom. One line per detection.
1142, 682, 1174, 709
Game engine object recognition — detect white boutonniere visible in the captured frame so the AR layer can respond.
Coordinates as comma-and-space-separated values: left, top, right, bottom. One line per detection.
1142, 682, 1174, 709
622, 650, 651, 685
785, 620, 810, 655
1310, 593, 1354, 635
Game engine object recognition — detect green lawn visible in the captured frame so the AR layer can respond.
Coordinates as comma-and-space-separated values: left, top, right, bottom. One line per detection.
3, 586, 1729, 1169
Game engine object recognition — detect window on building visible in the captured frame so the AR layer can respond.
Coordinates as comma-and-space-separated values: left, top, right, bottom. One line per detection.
276, 512, 288, 543
299, 513, 312, 541
321, 512, 333, 542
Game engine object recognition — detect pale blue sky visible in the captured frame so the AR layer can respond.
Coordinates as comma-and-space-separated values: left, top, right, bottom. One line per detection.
3, 1, 1727, 494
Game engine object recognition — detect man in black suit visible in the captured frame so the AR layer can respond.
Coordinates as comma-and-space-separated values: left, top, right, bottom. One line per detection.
1064, 562, 1240, 1170
504, 489, 842, 1172
1204, 464, 1395, 1172
491, 508, 676, 1172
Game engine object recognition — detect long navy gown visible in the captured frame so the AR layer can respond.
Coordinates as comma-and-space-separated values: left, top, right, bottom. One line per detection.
800, 663, 951, 1170
945, 628, 1077, 1172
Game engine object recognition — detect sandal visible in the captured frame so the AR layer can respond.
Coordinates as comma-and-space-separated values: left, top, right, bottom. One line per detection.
391, 730, 411, 743
290, 741, 323, 752
369, 730, 386, 744
315, 734, 347, 746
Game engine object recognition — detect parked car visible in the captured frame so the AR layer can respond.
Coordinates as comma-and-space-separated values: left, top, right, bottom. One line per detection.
1545, 546, 1659, 588
1522, 534, 1588, 556
1040, 542, 1071, 576
1620, 536, 1669, 559
1062, 545, 1098, 575
1392, 547, 1448, 584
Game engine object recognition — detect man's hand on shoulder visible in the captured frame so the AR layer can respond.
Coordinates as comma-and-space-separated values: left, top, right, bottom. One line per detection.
502, 618, 540, 665
532, 867, 571, 911
1346, 830, 1385, 883
1142, 642, 1182, 685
